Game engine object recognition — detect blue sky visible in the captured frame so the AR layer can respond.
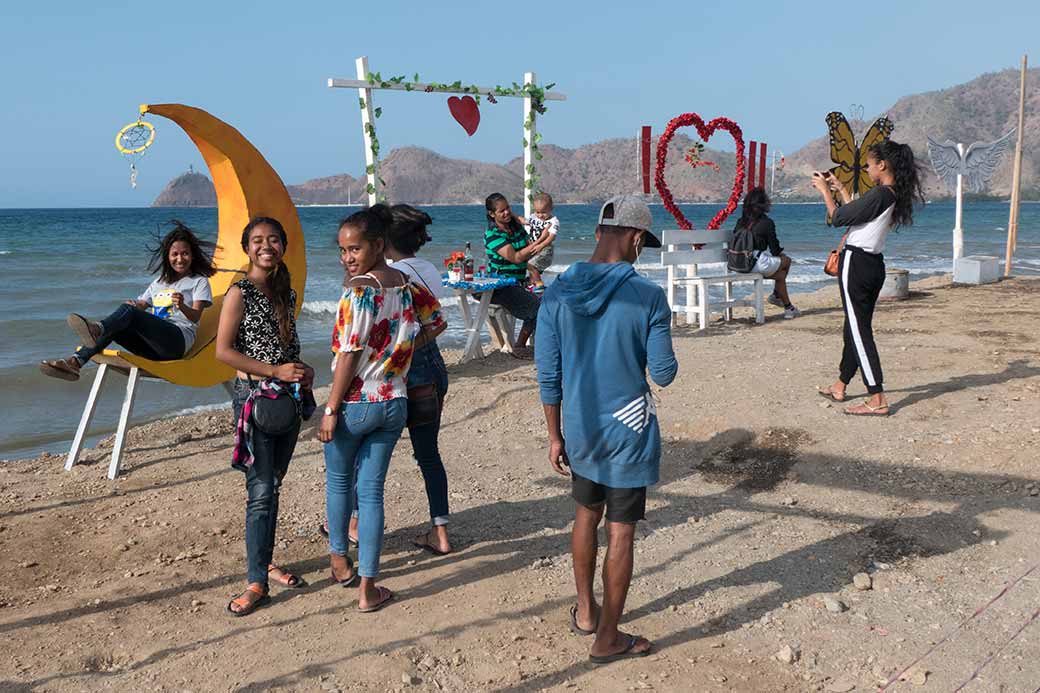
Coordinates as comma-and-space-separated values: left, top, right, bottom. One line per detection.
0, 0, 1035, 207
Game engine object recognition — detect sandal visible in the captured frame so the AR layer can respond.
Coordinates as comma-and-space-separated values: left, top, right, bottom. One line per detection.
40, 358, 81, 382
358, 585, 394, 613
268, 564, 307, 588
318, 522, 358, 546
412, 530, 452, 556
331, 556, 359, 587
589, 633, 652, 664
817, 386, 846, 403
67, 313, 101, 348
844, 400, 890, 417
569, 604, 600, 636
226, 584, 270, 617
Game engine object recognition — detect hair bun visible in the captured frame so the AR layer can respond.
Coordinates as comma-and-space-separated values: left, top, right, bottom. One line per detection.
369, 203, 394, 226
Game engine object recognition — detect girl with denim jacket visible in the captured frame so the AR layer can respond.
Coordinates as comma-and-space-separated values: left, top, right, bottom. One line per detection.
318, 205, 444, 612
215, 216, 314, 616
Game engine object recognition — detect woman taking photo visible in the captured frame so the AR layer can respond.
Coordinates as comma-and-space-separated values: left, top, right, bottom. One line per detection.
319, 205, 444, 612
216, 216, 314, 616
813, 140, 924, 416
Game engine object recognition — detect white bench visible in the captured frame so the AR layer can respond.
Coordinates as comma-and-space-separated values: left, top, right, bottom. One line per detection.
660, 229, 765, 329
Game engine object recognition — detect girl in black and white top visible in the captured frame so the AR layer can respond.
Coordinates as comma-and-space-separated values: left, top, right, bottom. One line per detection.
812, 140, 924, 416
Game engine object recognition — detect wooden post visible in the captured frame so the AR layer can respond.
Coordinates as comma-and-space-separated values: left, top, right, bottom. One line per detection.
758, 143, 767, 190
523, 71, 536, 219
356, 56, 380, 207
1005, 54, 1027, 276
747, 141, 757, 193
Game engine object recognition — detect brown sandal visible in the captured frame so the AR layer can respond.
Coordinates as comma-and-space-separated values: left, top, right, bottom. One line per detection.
843, 400, 890, 417
226, 584, 270, 617
817, 386, 846, 403
268, 564, 307, 588
358, 585, 394, 613
40, 358, 81, 382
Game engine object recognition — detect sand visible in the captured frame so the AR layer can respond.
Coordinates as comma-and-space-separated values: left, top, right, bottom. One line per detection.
2, 275, 1040, 692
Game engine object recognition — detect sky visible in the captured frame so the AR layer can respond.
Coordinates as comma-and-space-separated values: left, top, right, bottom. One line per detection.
0, 0, 1036, 208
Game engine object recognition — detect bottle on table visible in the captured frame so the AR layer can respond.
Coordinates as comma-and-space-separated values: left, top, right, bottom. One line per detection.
463, 242, 475, 281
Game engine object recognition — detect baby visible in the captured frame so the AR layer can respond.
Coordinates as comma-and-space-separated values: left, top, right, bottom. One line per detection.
521, 192, 560, 291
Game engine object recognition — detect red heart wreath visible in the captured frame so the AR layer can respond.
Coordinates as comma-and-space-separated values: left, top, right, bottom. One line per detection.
654, 113, 745, 230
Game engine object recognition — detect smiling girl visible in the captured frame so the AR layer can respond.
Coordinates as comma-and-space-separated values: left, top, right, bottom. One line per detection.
40, 222, 215, 380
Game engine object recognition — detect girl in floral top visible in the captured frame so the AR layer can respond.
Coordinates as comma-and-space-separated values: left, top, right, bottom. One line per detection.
318, 204, 444, 612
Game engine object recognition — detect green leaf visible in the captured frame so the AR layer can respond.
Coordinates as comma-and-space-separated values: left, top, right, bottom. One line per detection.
366, 183, 376, 194
525, 164, 535, 174
378, 177, 386, 186
374, 107, 382, 119
545, 82, 556, 90
366, 164, 375, 174
533, 133, 542, 143
404, 84, 413, 91
535, 151, 543, 161
524, 180, 534, 189
413, 73, 420, 82
522, 138, 528, 147
359, 98, 366, 109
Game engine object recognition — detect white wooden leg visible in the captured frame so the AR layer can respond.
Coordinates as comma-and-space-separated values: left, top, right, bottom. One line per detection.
65, 363, 109, 471
108, 367, 140, 480
684, 266, 696, 325
698, 279, 709, 330
666, 265, 676, 325
754, 277, 765, 324
724, 280, 733, 322
461, 292, 492, 362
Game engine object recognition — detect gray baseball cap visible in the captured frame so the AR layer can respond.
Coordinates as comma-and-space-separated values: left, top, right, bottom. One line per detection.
597, 195, 660, 248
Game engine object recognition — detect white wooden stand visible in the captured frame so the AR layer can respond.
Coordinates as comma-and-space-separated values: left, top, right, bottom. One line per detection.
65, 363, 142, 480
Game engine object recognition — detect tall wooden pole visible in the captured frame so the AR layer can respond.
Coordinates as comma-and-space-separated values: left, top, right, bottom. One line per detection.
1004, 54, 1027, 276
356, 56, 380, 207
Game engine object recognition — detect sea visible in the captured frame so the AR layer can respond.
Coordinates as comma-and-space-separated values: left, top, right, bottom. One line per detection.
2, 201, 1038, 460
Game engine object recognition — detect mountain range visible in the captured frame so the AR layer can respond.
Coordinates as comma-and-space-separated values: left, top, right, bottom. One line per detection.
153, 67, 1039, 207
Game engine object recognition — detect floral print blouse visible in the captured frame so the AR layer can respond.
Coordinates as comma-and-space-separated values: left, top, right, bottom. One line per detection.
331, 282, 444, 403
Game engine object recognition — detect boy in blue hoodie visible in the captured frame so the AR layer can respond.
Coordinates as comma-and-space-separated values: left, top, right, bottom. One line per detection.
535, 195, 677, 664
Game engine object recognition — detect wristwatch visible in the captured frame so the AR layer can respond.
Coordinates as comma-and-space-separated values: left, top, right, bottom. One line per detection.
324, 406, 334, 416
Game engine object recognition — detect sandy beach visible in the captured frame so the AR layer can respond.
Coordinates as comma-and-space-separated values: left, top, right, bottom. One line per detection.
2, 274, 1040, 692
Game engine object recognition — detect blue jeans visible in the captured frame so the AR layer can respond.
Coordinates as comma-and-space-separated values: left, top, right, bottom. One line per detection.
490, 284, 539, 334
324, 397, 407, 577
74, 304, 186, 365
232, 379, 300, 585
408, 342, 450, 524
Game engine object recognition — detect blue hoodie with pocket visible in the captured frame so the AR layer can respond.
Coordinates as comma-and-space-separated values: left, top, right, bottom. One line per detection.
535, 262, 677, 488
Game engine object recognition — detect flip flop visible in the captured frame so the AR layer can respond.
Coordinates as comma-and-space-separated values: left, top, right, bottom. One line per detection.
318, 523, 358, 546
817, 387, 846, 403
39, 359, 81, 382
569, 604, 599, 636
412, 533, 452, 556
268, 565, 307, 588
358, 586, 394, 613
589, 634, 652, 665
331, 557, 360, 587
226, 584, 270, 617
844, 401, 890, 417
67, 313, 100, 349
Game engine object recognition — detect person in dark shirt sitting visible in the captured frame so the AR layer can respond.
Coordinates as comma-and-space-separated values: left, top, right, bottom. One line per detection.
735, 188, 799, 319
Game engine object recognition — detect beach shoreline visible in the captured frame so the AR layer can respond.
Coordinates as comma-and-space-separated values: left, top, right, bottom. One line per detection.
2, 274, 1040, 690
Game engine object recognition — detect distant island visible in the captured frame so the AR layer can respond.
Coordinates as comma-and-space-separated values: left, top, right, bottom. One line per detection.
154, 67, 1038, 207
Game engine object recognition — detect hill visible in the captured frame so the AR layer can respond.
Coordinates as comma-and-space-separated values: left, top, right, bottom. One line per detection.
154, 67, 1038, 206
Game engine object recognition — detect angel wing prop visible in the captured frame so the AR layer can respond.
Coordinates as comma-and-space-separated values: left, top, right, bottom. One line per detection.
927, 129, 1016, 193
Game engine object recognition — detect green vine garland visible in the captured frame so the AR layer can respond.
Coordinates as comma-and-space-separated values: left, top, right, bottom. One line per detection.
361, 73, 556, 204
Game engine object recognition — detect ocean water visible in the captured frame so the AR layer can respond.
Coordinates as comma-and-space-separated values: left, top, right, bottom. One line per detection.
1, 202, 1037, 459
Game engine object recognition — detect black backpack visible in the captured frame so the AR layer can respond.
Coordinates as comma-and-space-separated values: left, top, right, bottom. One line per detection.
727, 225, 756, 273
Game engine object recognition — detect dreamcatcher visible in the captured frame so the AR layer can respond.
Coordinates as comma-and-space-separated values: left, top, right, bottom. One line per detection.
115, 117, 155, 188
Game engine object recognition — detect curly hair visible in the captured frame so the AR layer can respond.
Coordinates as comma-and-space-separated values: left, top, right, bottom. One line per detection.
867, 140, 925, 227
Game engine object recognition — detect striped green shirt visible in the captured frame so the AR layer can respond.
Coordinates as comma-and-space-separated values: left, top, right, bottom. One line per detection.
483, 224, 529, 279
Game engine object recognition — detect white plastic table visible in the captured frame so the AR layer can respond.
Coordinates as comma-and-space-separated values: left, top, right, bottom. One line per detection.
444, 276, 518, 362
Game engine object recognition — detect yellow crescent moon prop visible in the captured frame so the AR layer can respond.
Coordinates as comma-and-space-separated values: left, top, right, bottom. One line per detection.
96, 103, 306, 387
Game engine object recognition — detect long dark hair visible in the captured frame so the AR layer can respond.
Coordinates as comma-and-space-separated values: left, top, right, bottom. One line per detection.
735, 188, 771, 230
148, 221, 216, 283
867, 140, 925, 227
240, 216, 293, 346
388, 204, 433, 256
485, 193, 522, 234
339, 203, 393, 247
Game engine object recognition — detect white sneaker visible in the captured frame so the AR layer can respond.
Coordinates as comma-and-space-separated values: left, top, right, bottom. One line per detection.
783, 306, 801, 320
767, 293, 784, 308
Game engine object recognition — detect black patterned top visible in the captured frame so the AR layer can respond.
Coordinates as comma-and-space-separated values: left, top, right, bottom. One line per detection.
232, 278, 301, 365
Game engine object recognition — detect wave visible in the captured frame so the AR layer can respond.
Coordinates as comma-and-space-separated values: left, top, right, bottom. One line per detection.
172, 402, 231, 417
0, 250, 11, 255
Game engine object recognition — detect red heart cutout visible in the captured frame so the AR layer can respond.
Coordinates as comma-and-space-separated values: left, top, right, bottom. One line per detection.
447, 96, 480, 136
654, 113, 746, 230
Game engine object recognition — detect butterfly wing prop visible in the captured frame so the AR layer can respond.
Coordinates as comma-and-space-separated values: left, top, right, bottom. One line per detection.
826, 112, 858, 197
962, 129, 1015, 193
856, 117, 895, 194
926, 136, 963, 192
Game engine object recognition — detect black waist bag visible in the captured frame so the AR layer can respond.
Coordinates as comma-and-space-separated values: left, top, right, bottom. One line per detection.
250, 381, 301, 436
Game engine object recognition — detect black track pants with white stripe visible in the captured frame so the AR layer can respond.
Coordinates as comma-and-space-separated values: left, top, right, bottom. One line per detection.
838, 246, 885, 394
